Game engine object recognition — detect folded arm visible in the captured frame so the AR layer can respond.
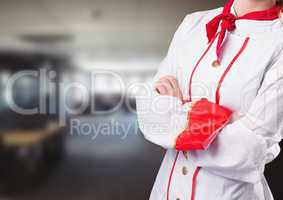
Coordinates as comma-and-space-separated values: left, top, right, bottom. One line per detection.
188, 55, 283, 183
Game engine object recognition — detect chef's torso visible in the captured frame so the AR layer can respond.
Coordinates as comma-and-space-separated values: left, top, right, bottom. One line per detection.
176, 8, 283, 111
150, 8, 283, 200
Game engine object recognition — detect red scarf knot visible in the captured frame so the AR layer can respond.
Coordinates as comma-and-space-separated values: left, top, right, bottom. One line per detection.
220, 13, 237, 31
205, 0, 280, 64
206, 13, 236, 43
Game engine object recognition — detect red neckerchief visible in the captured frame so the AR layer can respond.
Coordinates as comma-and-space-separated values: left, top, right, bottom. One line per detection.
206, 0, 281, 64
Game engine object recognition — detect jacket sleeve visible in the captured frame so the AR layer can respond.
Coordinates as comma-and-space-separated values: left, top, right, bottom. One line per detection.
136, 14, 193, 149
188, 53, 283, 183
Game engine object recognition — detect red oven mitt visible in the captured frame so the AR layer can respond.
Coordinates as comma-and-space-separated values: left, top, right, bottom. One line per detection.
175, 98, 233, 151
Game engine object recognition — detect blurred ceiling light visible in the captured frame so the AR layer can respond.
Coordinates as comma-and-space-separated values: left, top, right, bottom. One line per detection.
73, 56, 160, 72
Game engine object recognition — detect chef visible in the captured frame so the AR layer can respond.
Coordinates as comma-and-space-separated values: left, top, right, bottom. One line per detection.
136, 0, 283, 199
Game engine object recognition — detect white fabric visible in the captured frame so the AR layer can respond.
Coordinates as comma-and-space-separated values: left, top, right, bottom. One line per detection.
136, 7, 283, 200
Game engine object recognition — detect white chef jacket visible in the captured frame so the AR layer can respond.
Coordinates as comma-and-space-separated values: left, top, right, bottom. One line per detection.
136, 7, 283, 200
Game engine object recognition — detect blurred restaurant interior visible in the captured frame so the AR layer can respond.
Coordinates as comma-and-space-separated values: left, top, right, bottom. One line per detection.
0, 0, 283, 199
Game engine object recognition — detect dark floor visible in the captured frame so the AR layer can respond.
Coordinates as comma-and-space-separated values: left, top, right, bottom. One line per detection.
2, 111, 164, 200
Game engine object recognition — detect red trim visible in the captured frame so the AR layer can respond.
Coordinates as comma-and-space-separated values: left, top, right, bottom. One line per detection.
168, 37, 250, 200
166, 152, 179, 200
215, 37, 250, 104
191, 167, 201, 200
186, 33, 219, 103
187, 37, 250, 200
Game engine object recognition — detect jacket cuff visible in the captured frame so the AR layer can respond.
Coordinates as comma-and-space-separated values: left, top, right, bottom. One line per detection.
175, 99, 233, 151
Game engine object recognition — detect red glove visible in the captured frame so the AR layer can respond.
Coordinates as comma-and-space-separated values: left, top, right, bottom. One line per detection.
175, 98, 233, 151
